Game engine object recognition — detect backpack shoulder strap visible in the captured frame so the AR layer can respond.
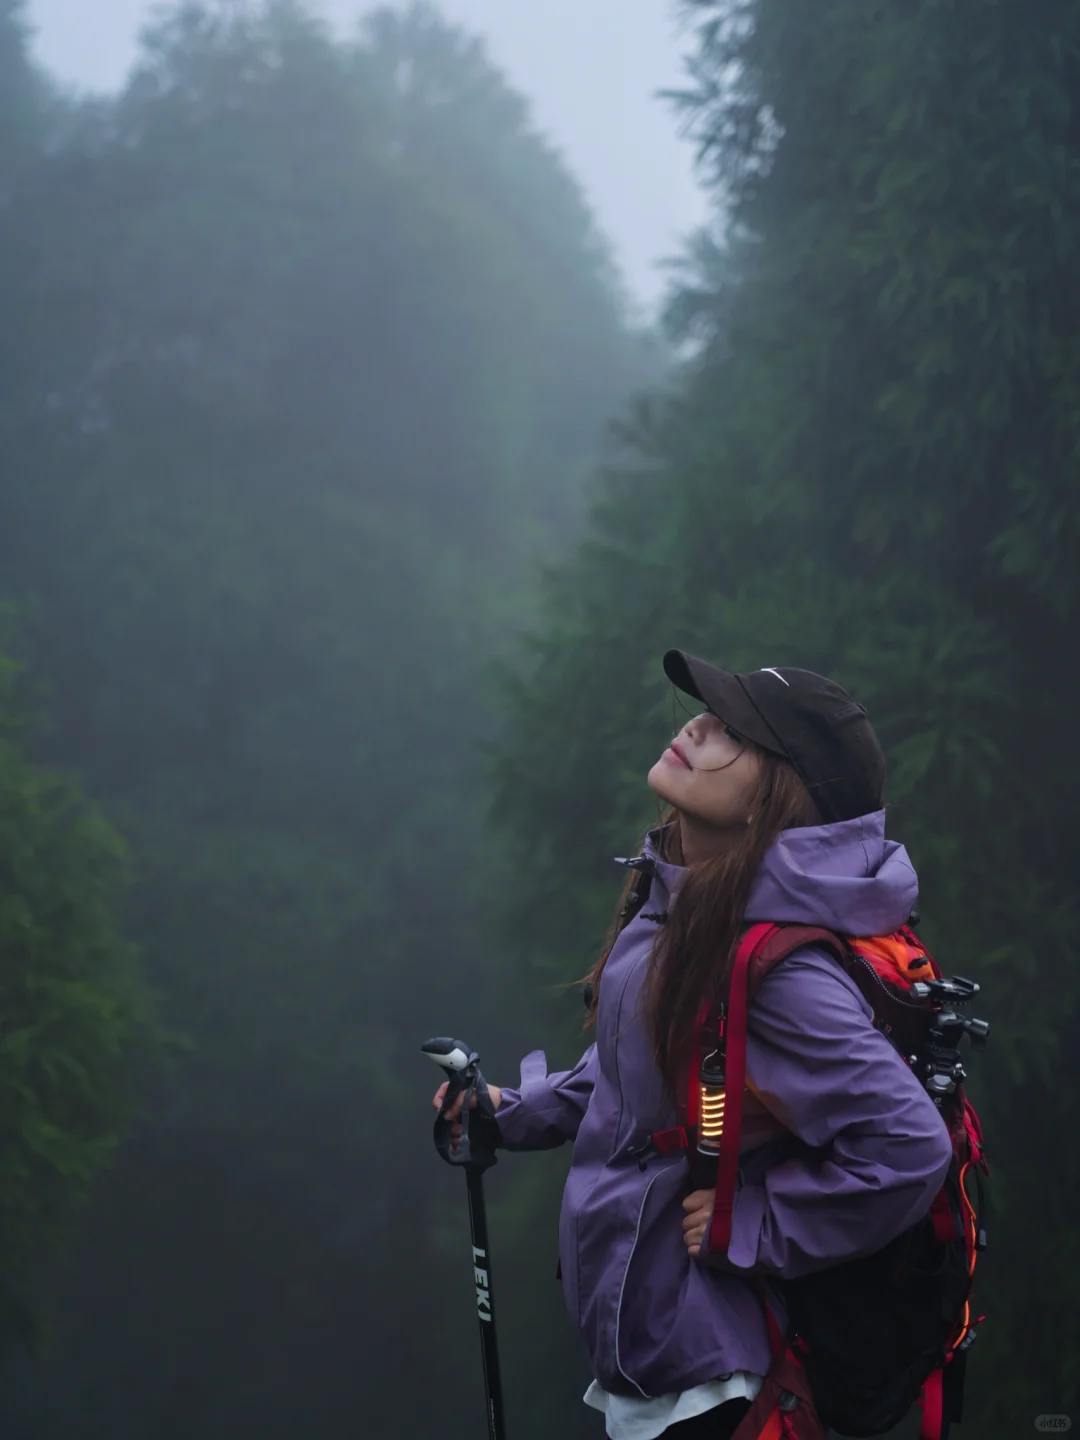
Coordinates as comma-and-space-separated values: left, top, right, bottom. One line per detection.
745, 923, 851, 1006
708, 922, 849, 1256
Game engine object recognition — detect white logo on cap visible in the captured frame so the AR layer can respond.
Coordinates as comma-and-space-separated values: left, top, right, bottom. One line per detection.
759, 668, 790, 686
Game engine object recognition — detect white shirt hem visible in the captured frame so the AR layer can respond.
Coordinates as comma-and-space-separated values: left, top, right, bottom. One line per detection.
583, 1371, 765, 1440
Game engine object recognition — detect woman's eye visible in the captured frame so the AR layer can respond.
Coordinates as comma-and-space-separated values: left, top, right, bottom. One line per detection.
724, 725, 742, 743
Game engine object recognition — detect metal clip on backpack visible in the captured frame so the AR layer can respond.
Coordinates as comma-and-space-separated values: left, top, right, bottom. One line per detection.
651, 921, 990, 1440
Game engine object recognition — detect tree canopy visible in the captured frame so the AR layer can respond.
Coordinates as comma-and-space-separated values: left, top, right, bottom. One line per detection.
0, 2, 648, 1434
0, 632, 144, 1347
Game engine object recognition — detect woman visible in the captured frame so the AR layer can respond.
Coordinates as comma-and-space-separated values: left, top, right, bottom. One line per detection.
434, 651, 953, 1440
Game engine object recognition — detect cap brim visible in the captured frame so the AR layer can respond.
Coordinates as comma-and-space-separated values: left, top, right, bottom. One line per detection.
662, 650, 790, 758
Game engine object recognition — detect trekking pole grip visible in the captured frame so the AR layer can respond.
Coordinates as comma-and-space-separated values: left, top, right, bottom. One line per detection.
422, 1036, 500, 1173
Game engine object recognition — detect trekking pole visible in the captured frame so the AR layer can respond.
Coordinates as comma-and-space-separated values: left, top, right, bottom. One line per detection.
422, 1037, 506, 1440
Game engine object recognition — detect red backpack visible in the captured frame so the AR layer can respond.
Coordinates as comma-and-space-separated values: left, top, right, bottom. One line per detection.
651, 921, 990, 1440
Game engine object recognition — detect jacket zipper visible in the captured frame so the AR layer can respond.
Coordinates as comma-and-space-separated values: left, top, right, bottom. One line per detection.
609, 901, 664, 1158
609, 960, 637, 1157
614, 1169, 661, 1398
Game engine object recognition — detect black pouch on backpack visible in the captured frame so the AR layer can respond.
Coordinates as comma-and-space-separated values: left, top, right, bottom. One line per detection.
780, 1159, 976, 1437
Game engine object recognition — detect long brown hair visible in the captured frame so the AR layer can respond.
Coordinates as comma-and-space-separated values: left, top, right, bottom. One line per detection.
584, 750, 822, 1089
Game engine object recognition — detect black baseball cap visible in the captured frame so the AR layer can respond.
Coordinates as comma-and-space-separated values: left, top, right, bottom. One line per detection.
662, 650, 886, 824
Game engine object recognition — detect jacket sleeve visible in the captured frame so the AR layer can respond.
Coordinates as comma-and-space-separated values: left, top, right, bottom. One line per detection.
494, 1045, 597, 1151
704, 945, 954, 1280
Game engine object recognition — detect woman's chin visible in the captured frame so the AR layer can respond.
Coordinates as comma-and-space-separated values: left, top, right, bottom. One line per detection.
647, 760, 680, 802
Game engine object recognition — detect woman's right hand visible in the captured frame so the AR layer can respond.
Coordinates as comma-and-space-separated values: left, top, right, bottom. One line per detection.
433, 1080, 503, 1146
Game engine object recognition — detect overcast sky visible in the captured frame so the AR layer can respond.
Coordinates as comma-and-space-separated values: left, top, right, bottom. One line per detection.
27, 0, 712, 316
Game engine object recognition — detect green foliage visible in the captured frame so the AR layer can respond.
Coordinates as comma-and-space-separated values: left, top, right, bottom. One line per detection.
494, 0, 1080, 1427
0, 638, 145, 1343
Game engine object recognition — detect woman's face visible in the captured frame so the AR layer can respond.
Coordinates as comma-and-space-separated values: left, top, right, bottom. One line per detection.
648, 711, 764, 832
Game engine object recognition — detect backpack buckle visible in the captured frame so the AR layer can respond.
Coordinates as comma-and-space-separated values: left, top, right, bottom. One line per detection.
957, 1315, 987, 1353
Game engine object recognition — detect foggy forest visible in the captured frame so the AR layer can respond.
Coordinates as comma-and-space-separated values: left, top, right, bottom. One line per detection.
0, 0, 1076, 1436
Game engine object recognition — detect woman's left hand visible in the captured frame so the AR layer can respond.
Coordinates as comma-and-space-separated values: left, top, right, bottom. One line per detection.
682, 1188, 716, 1257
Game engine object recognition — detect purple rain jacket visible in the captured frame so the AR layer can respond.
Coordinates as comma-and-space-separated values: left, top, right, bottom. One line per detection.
495, 811, 954, 1399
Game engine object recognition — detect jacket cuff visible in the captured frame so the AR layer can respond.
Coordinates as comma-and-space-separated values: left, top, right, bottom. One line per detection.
491, 1050, 549, 1149
722, 1183, 768, 1271
695, 1183, 767, 1275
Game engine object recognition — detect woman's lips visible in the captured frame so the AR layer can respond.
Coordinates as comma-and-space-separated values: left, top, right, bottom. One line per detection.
663, 745, 692, 770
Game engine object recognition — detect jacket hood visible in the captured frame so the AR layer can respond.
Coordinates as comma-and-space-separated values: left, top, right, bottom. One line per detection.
643, 809, 917, 938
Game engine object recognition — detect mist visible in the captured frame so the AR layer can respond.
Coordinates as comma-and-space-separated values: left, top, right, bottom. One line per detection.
28, 0, 710, 313
1, 2, 1075, 1437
